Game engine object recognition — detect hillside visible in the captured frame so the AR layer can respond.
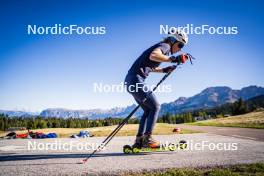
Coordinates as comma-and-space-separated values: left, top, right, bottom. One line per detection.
192, 111, 264, 129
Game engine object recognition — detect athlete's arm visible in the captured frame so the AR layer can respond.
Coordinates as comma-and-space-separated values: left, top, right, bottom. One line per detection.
149, 48, 171, 62
152, 66, 175, 73
152, 67, 163, 73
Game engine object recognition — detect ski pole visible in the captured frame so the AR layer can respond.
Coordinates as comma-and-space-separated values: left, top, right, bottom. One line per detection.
80, 64, 178, 164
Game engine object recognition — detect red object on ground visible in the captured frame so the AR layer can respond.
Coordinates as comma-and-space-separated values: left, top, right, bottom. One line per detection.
173, 127, 181, 133
16, 133, 28, 138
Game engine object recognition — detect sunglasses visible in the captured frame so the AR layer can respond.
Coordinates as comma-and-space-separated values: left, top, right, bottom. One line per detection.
178, 42, 184, 49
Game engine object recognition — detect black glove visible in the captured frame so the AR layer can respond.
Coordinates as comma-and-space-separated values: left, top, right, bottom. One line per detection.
169, 54, 188, 64
162, 66, 175, 73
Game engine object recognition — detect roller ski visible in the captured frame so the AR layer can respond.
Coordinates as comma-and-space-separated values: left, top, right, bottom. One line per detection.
123, 135, 188, 154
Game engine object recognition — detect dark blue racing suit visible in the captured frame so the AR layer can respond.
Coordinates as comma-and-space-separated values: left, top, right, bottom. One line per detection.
125, 42, 170, 136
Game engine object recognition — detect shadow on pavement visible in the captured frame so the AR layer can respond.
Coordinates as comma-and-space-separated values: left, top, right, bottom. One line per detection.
0, 151, 171, 163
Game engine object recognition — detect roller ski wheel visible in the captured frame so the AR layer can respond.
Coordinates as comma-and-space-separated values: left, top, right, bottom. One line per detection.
178, 140, 188, 149
123, 145, 132, 154
132, 147, 140, 153
168, 143, 177, 151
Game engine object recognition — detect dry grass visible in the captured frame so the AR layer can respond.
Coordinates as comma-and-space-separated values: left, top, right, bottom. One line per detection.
122, 162, 264, 176
0, 123, 201, 138
192, 111, 264, 129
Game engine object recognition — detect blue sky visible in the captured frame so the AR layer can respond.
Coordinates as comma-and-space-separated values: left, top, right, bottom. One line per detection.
0, 0, 264, 112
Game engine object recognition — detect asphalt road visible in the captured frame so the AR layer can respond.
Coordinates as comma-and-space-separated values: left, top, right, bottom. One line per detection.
175, 124, 264, 141
1, 133, 264, 175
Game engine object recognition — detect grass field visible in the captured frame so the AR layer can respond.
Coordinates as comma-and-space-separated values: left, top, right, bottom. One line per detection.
191, 111, 264, 129
122, 163, 264, 176
0, 123, 201, 138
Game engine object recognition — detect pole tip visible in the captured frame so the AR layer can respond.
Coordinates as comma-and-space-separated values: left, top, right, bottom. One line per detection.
76, 159, 88, 164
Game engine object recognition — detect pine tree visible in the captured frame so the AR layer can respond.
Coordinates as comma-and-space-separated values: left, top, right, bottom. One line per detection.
232, 98, 248, 115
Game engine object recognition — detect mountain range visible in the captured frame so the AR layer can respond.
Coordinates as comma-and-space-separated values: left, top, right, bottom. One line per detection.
1, 85, 264, 119
159, 85, 264, 115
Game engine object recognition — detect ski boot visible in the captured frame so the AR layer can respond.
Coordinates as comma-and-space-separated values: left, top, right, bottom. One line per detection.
142, 134, 160, 148
123, 134, 160, 154
132, 135, 143, 148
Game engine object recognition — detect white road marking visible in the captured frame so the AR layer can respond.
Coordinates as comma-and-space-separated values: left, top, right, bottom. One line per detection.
0, 145, 27, 151
231, 135, 257, 140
